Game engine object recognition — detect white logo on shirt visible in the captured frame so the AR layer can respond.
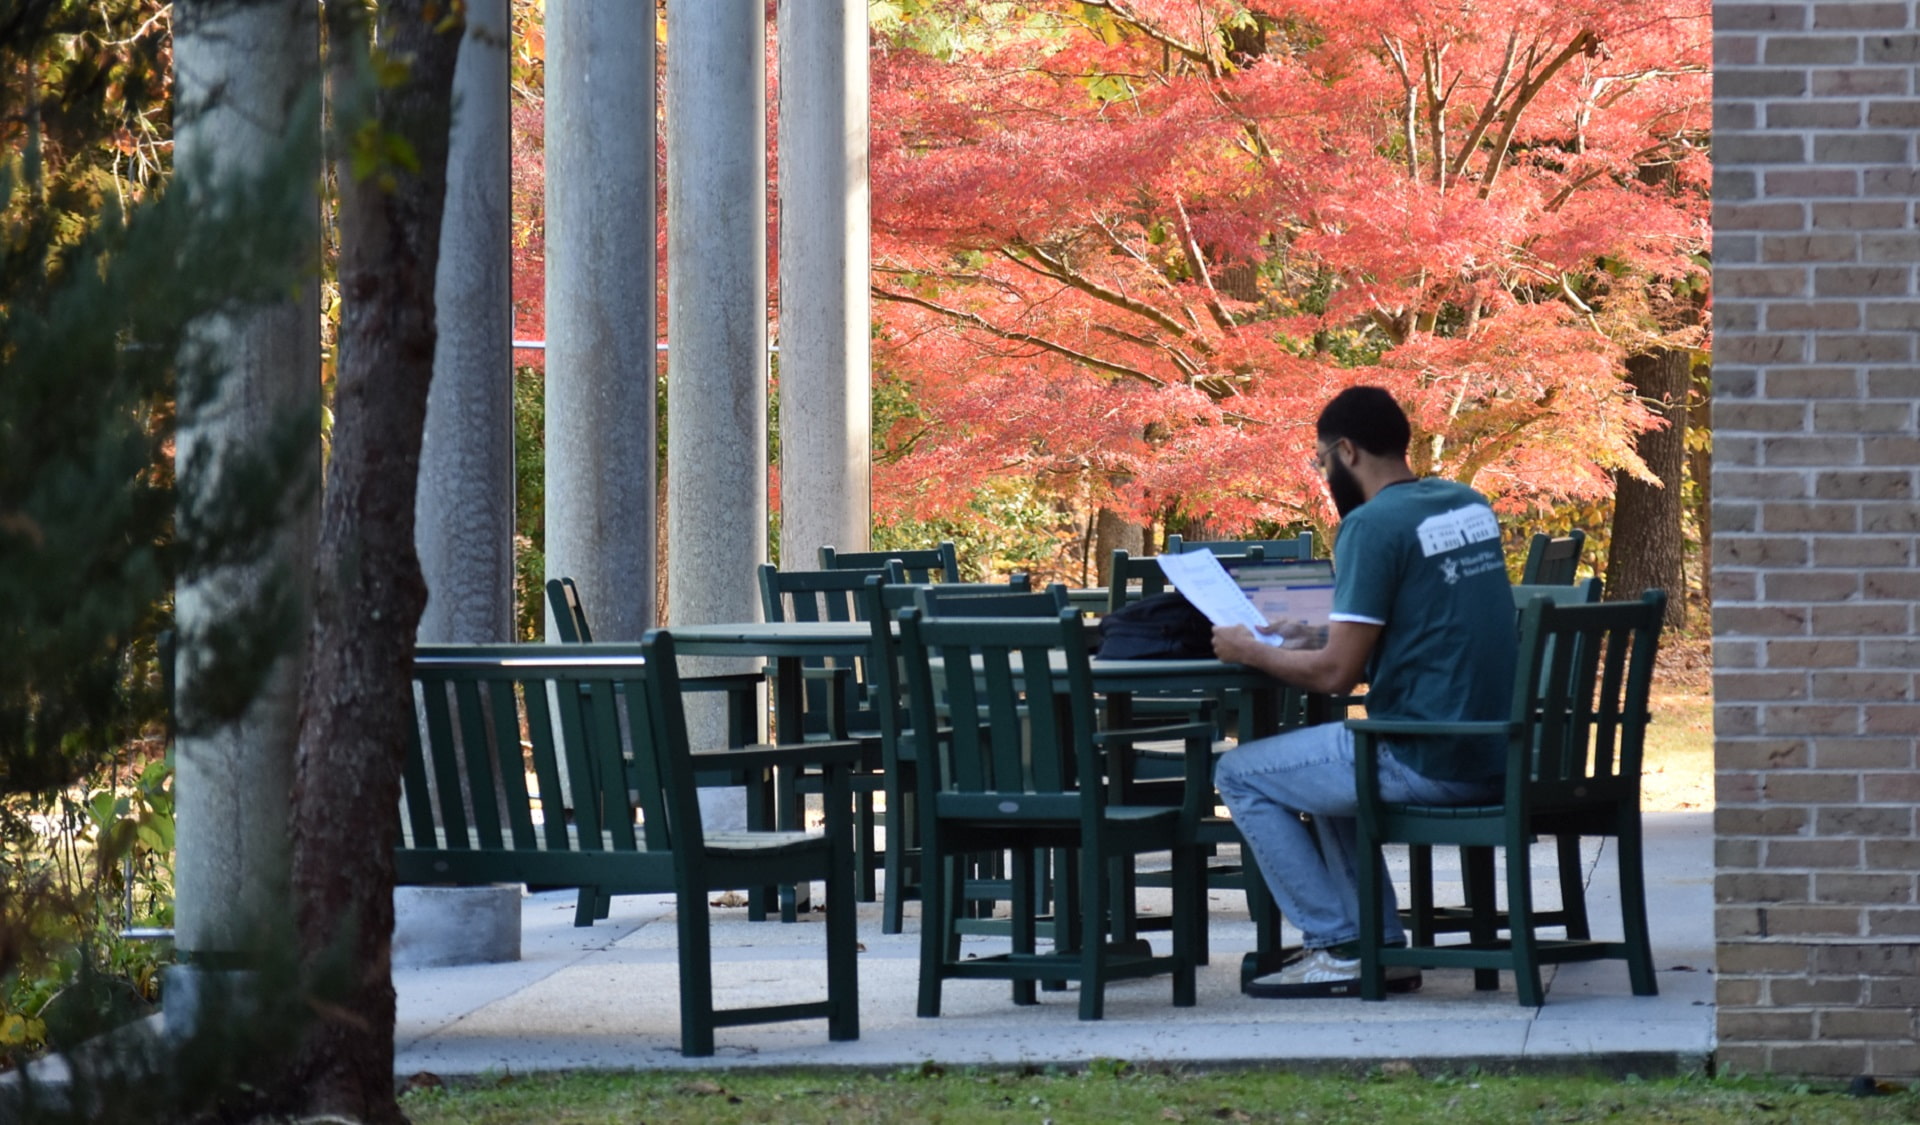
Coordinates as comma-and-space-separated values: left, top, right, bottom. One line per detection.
1415, 505, 1502, 558
1440, 558, 1460, 584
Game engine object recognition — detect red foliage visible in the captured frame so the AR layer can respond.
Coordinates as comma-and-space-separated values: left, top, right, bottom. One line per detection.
869, 0, 1710, 532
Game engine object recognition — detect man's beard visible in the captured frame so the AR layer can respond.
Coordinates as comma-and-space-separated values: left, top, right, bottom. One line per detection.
1327, 457, 1367, 518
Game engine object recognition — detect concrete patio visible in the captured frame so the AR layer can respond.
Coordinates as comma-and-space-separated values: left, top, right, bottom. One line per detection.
391, 811, 1714, 1077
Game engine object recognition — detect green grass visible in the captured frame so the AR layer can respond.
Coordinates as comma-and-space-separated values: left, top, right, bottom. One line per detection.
401, 1067, 1920, 1124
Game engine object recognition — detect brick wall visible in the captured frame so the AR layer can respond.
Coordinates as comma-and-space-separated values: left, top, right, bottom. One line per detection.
1712, 1, 1920, 1078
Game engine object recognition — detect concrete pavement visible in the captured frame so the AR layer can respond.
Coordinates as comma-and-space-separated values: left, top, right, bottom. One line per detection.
392, 811, 1714, 1077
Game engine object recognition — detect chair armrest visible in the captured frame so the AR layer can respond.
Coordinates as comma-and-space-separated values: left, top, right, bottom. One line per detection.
681, 671, 764, 694
1094, 721, 1218, 749
688, 740, 863, 773
1345, 718, 1516, 738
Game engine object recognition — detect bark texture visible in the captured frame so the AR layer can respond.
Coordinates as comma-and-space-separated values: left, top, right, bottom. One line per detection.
1607, 347, 1690, 628
283, 4, 458, 1119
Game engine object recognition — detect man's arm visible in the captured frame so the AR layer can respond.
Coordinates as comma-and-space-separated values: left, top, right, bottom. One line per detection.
1211, 620, 1379, 696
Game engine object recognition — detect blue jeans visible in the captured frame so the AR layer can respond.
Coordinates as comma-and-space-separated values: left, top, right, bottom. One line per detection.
1214, 722, 1501, 950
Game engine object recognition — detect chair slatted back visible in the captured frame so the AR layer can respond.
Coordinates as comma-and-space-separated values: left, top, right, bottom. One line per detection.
819, 541, 960, 583
1164, 532, 1315, 561
407, 647, 705, 857
913, 582, 1069, 619
1511, 591, 1664, 797
1107, 548, 1259, 613
758, 564, 889, 736
873, 573, 1032, 615
546, 577, 594, 643
898, 609, 1100, 805
1519, 530, 1587, 585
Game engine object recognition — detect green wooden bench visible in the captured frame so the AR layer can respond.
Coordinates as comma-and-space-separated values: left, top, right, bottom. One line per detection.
398, 636, 861, 1056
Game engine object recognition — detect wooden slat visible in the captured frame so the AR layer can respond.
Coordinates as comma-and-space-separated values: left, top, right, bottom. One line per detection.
421, 675, 471, 848
454, 678, 505, 849
522, 678, 571, 851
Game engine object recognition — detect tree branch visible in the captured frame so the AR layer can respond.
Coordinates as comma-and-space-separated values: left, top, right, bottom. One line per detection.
871, 283, 1169, 389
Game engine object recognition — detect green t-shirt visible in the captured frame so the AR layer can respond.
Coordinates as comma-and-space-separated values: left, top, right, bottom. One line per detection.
1331, 478, 1515, 781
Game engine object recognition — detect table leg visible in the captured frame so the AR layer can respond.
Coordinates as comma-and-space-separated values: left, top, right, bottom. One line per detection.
771, 655, 813, 920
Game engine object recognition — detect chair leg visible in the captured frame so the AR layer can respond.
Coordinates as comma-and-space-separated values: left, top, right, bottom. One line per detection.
917, 842, 949, 1018
1408, 845, 1435, 946
882, 786, 913, 935
1078, 843, 1106, 1021
1555, 833, 1591, 939
1357, 835, 1387, 1001
1171, 843, 1199, 1008
1465, 848, 1501, 991
1506, 838, 1544, 1007
572, 887, 599, 928
853, 789, 879, 903
745, 771, 776, 922
676, 888, 717, 1057
826, 839, 861, 1042
1010, 849, 1038, 1006
1617, 819, 1659, 997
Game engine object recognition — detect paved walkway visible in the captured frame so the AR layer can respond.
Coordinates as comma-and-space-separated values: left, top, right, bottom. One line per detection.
393, 811, 1714, 1077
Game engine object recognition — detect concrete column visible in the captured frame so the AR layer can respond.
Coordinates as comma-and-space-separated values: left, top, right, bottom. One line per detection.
776, 0, 871, 568
545, 0, 657, 641
668, 2, 769, 827
170, 0, 319, 967
418, 0, 514, 644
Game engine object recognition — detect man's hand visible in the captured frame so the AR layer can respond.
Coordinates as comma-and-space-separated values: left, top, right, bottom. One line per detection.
1211, 624, 1267, 666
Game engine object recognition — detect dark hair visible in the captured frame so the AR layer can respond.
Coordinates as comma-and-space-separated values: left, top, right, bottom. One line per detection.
1316, 385, 1411, 457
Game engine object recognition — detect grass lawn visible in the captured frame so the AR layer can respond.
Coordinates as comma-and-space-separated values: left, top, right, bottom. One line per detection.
401, 1066, 1918, 1124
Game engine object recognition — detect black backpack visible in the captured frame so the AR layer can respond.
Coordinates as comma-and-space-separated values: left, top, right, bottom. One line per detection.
1096, 591, 1215, 659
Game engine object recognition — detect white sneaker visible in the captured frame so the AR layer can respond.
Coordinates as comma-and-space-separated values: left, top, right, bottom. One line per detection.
1243, 947, 1421, 998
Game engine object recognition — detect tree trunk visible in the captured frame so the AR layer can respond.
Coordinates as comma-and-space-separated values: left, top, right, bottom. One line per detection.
282, 5, 458, 1120
1688, 375, 1712, 605
1606, 347, 1690, 628
1093, 507, 1146, 586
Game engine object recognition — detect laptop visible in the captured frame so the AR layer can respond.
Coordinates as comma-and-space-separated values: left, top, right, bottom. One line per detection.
1225, 560, 1335, 644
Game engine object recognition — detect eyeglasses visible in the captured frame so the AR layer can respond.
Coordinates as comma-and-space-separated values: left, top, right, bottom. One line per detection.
1310, 442, 1340, 476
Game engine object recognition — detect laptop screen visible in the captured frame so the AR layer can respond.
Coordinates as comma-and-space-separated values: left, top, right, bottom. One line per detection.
1226, 561, 1335, 641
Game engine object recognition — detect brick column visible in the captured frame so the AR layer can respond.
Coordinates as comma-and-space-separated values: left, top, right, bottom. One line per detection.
1712, 1, 1920, 1078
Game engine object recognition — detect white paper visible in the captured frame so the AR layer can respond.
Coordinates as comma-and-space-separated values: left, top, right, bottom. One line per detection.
1154, 552, 1286, 647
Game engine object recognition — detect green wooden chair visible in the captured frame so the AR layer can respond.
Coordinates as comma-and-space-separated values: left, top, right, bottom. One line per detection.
1351, 590, 1667, 1004
898, 607, 1208, 1020
1519, 530, 1587, 585
544, 576, 772, 917
819, 541, 960, 583
1405, 578, 1607, 946
858, 573, 1042, 935
401, 641, 861, 1055
1164, 531, 1315, 561
756, 564, 894, 903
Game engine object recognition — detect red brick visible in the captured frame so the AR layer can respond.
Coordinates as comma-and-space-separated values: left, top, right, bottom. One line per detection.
1819, 1008, 1916, 1039
1813, 470, 1914, 499
1719, 872, 1813, 901
1814, 265, 1914, 294
1718, 704, 1761, 735
1768, 99, 1862, 126
1863, 35, 1920, 64
1867, 909, 1920, 937
1718, 977, 1764, 1007
1868, 100, 1920, 127
1813, 737, 1914, 769
1814, 334, 1915, 363
1714, 602, 1812, 633
1720, 333, 1815, 363
1811, 604, 1914, 635
1770, 976, 1862, 1006
1862, 232, 1920, 260
1716, 4, 1809, 30
1718, 738, 1810, 769
1863, 168, 1920, 195
1762, 502, 1857, 533
1717, 906, 1767, 937
1864, 570, 1920, 599
1764, 705, 1862, 735
1861, 639, 1920, 666
1815, 873, 1915, 904
1766, 837, 1861, 866
1811, 536, 1913, 566
1716, 472, 1812, 502
1767, 905, 1870, 936
1717, 76, 1813, 105
1713, 1044, 1771, 1074
1811, 943, 1920, 975
1718, 805, 1811, 836
1716, 636, 1762, 666
1720, 837, 1764, 868
1717, 300, 1763, 331
1867, 1043, 1920, 1076
1865, 703, 1920, 734
1768, 302, 1861, 331
1865, 368, 1920, 396
1859, 503, 1920, 532
1720, 399, 1812, 431
1763, 233, 1860, 262
1718, 266, 1810, 298
1719, 202, 1810, 230
1811, 202, 1911, 230
1717, 368, 1762, 397
1764, 367, 1860, 397
1715, 37, 1762, 66
1758, 431, 1850, 462
1767, 1043, 1872, 1079
1812, 670, 1914, 699
1815, 806, 1914, 836
1718, 941, 1816, 974
1720, 1009, 1816, 1040
1813, 400, 1915, 431
1759, 570, 1859, 600
1810, 67, 1910, 96
1717, 671, 1810, 701
1865, 302, 1920, 330
1861, 770, 1920, 802
1813, 134, 1912, 163
1719, 772, 1764, 803
1813, 3, 1913, 29
1765, 169, 1859, 197
1862, 435, 1920, 464
1762, 771, 1862, 802
1762, 638, 1860, 666
1865, 840, 1920, 868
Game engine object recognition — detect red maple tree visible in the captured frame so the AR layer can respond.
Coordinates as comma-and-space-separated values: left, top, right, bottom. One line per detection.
868, 0, 1710, 547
